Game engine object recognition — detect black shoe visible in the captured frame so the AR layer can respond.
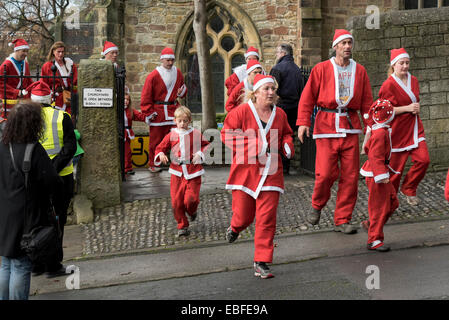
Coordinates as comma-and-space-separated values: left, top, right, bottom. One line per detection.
177, 228, 190, 237
306, 207, 321, 225
226, 226, 239, 243
254, 262, 274, 279
367, 241, 390, 252
190, 212, 197, 222
32, 267, 45, 277
46, 266, 72, 279
334, 223, 357, 234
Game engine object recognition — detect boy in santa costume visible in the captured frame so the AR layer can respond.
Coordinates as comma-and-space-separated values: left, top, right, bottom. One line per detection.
221, 74, 294, 278
124, 91, 146, 175
140, 47, 187, 173
297, 29, 373, 233
154, 106, 209, 236
225, 46, 261, 97
225, 59, 263, 112
0, 39, 32, 117
360, 99, 399, 252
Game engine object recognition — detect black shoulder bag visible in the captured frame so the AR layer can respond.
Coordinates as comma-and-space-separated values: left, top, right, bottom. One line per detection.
9, 143, 61, 264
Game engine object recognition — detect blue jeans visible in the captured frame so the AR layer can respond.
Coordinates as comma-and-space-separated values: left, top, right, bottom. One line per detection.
0, 255, 32, 300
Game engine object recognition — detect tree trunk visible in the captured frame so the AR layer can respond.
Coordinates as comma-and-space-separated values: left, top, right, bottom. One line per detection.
193, 0, 216, 130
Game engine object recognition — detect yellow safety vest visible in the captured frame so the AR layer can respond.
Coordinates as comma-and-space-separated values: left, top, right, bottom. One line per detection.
40, 106, 74, 176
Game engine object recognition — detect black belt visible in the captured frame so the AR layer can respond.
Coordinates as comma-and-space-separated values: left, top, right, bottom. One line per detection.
154, 101, 176, 105
125, 126, 131, 129
318, 106, 354, 129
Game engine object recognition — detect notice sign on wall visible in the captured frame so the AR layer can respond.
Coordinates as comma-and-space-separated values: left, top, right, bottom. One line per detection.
83, 88, 114, 107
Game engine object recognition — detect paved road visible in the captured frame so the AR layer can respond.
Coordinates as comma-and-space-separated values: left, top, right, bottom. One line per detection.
32, 244, 449, 301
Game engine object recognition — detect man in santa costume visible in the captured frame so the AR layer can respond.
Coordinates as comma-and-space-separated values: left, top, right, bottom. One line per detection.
0, 39, 32, 118
225, 59, 263, 112
225, 46, 261, 97
360, 99, 399, 252
140, 47, 187, 172
101, 41, 119, 69
296, 29, 373, 234
445, 169, 449, 202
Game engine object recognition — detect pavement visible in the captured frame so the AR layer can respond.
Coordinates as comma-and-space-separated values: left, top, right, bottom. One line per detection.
29, 166, 449, 296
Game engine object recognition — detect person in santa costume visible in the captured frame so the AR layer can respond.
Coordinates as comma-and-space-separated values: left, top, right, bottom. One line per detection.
101, 41, 120, 69
41, 41, 78, 115
225, 59, 263, 112
225, 46, 261, 97
359, 99, 400, 252
140, 47, 187, 173
445, 169, 449, 202
124, 92, 146, 175
0, 39, 32, 118
377, 48, 430, 206
221, 74, 294, 279
154, 106, 209, 236
296, 29, 373, 234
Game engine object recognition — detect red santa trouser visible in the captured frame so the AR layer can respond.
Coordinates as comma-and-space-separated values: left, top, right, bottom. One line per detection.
312, 134, 359, 226
170, 175, 201, 230
366, 177, 399, 243
389, 140, 430, 196
124, 138, 133, 172
231, 190, 280, 263
148, 125, 175, 167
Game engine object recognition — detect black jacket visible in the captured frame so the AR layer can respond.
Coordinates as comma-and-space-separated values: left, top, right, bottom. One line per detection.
0, 142, 61, 258
270, 55, 304, 110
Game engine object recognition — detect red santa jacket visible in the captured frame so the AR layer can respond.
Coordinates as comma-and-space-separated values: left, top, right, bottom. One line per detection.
221, 101, 294, 199
225, 64, 247, 97
360, 125, 399, 182
445, 169, 449, 202
154, 127, 209, 180
140, 66, 187, 126
378, 73, 425, 152
0, 57, 32, 113
296, 58, 373, 138
41, 59, 78, 114
124, 107, 146, 140
225, 78, 253, 112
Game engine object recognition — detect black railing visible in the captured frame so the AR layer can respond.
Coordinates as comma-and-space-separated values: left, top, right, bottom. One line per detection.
115, 66, 126, 181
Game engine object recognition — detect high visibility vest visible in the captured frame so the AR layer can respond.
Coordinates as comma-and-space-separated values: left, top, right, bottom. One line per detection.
40, 106, 74, 176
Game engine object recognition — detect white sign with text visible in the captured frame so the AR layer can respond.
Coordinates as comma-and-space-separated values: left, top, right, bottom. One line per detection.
83, 88, 113, 108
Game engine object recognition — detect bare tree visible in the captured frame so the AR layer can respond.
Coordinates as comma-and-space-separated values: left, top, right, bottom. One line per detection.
193, 0, 216, 130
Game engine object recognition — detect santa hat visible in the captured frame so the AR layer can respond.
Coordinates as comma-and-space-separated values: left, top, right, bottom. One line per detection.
253, 74, 275, 92
160, 47, 175, 60
246, 59, 262, 75
390, 48, 410, 66
8, 39, 30, 51
27, 81, 52, 105
101, 41, 119, 56
332, 29, 353, 48
364, 99, 395, 126
244, 46, 259, 59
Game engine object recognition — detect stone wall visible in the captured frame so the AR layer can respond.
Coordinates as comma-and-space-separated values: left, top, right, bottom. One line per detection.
348, 7, 449, 169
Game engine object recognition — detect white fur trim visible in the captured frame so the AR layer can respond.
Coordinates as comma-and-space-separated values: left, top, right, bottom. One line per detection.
391, 53, 410, 66
102, 46, 118, 56
160, 54, 175, 60
31, 94, 51, 104
244, 52, 259, 59
253, 77, 275, 92
14, 45, 29, 51
246, 63, 262, 75
374, 173, 390, 183
284, 143, 292, 159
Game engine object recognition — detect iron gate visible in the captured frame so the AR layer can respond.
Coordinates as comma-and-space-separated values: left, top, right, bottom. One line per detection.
115, 66, 126, 182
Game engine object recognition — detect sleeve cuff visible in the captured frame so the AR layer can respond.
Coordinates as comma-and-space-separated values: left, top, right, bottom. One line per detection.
145, 112, 158, 125
154, 152, 165, 166
195, 151, 205, 164
177, 84, 187, 97
374, 172, 389, 183
284, 143, 292, 159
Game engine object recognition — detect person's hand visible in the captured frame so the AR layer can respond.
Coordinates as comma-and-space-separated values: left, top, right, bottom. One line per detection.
378, 178, 390, 184
409, 102, 420, 114
297, 126, 310, 143
160, 154, 169, 165
192, 153, 202, 165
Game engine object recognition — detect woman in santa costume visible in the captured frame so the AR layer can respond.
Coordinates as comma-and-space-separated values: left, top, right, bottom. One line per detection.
221, 74, 294, 279
41, 41, 78, 114
296, 29, 373, 233
360, 99, 400, 252
225, 46, 260, 97
0, 39, 32, 118
124, 92, 146, 175
225, 59, 263, 112
378, 48, 430, 206
140, 47, 187, 173
154, 106, 209, 237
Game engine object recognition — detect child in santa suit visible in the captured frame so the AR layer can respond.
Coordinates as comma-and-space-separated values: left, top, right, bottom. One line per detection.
154, 106, 209, 237
360, 99, 400, 252
124, 93, 146, 174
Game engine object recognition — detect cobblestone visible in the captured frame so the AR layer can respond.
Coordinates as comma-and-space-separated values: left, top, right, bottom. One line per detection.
81, 171, 449, 257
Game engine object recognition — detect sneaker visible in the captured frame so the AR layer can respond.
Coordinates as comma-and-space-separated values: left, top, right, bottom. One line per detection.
306, 207, 321, 225
402, 193, 419, 206
334, 223, 357, 234
177, 228, 190, 237
226, 226, 239, 243
148, 166, 162, 173
254, 262, 274, 279
190, 212, 197, 222
367, 240, 390, 252
360, 220, 370, 232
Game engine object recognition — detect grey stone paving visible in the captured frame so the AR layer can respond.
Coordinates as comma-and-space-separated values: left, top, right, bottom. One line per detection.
81, 170, 449, 257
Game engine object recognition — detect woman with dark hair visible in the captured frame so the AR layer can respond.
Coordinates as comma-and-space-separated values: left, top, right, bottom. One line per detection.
0, 102, 61, 300
41, 41, 78, 114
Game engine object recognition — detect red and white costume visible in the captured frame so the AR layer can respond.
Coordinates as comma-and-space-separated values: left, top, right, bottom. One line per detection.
124, 107, 146, 173
140, 48, 187, 168
0, 39, 32, 116
445, 169, 449, 202
41, 58, 78, 114
221, 78, 294, 262
224, 46, 260, 96
154, 127, 209, 230
296, 46, 373, 225
378, 51, 429, 196
360, 100, 399, 246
